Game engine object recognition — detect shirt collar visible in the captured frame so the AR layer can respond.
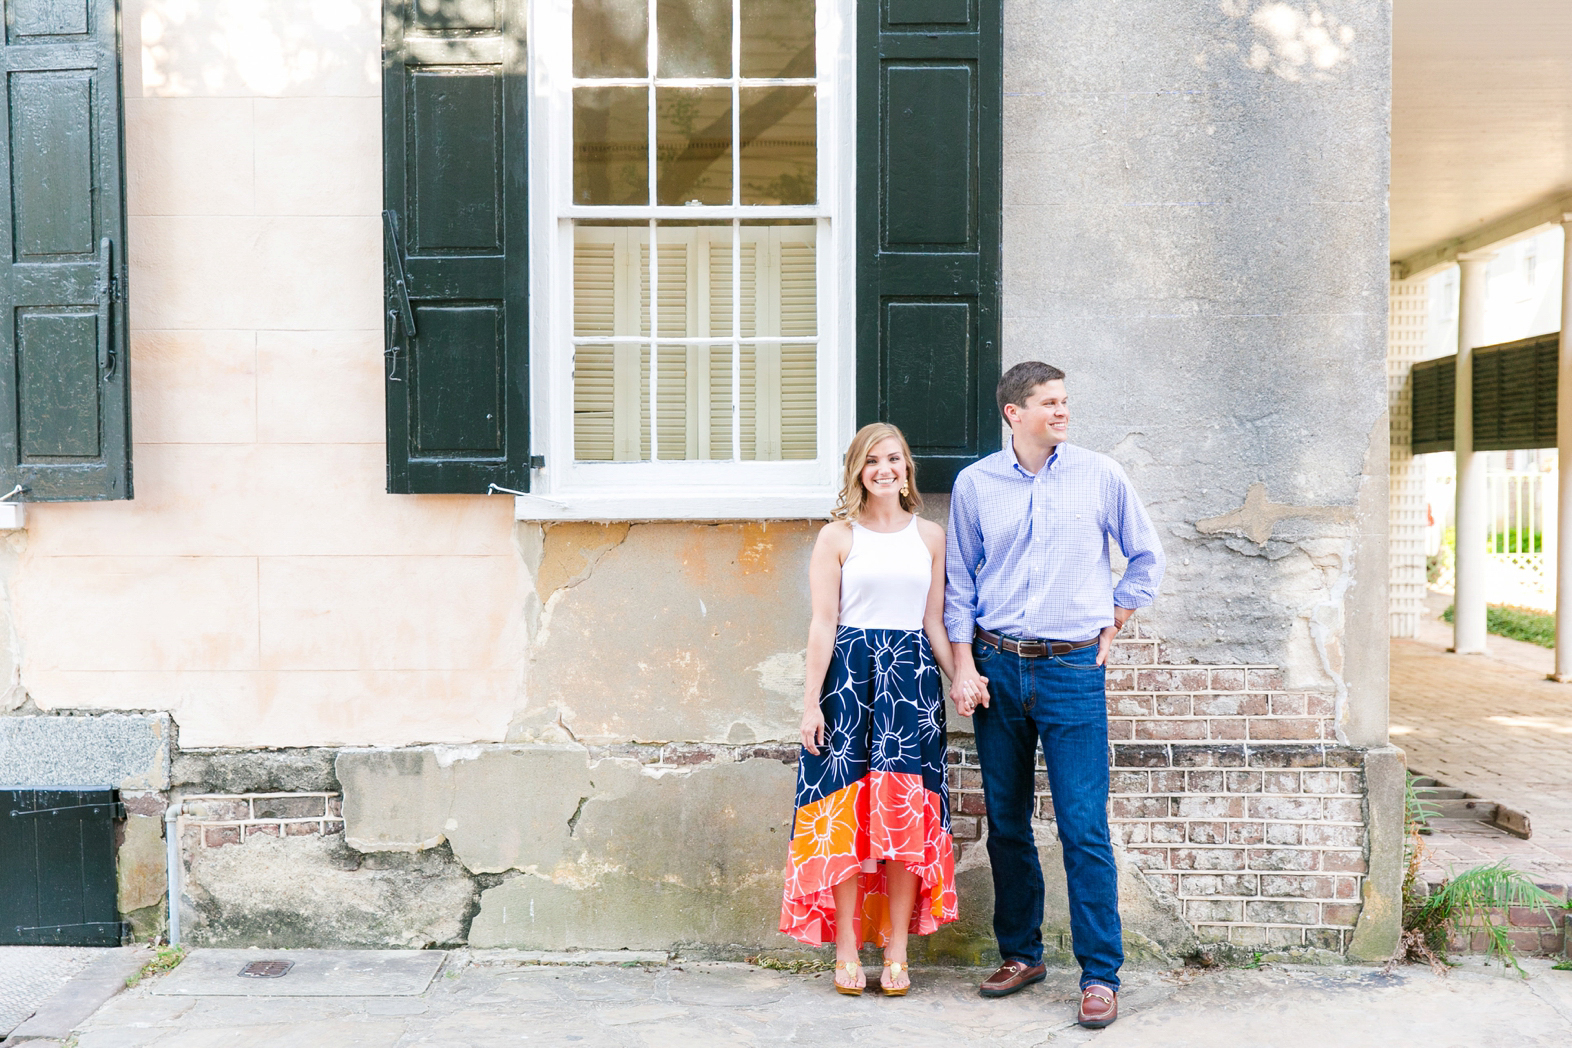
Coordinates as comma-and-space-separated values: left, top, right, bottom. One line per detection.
1006, 438, 1069, 478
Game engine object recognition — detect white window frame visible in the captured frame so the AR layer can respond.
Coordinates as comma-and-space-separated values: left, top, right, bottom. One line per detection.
521, 0, 854, 521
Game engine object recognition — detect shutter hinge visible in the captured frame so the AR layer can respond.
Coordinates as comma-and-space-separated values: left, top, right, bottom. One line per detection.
529, 456, 545, 470
8, 801, 127, 820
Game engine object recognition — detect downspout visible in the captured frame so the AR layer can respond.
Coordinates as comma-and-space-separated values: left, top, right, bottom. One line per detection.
164, 798, 186, 946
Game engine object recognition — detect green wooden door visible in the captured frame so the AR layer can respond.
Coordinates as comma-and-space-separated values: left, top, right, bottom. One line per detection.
383, 0, 530, 494
857, 0, 1001, 492
0, 789, 125, 946
0, 0, 130, 501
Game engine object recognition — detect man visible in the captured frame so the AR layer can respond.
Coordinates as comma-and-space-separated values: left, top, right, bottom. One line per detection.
945, 361, 1165, 1030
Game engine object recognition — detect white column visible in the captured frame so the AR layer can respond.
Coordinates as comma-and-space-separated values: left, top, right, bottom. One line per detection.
1555, 216, 1572, 679
1388, 278, 1429, 638
1453, 251, 1494, 654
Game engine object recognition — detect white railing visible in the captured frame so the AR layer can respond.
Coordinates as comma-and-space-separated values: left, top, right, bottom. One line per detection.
1484, 470, 1556, 611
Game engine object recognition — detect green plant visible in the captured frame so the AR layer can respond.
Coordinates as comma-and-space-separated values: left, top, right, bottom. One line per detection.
1390, 774, 1569, 975
1440, 603, 1556, 648
1552, 959, 1572, 971
126, 944, 185, 987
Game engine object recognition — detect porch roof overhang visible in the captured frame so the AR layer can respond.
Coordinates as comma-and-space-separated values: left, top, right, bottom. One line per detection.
1390, 0, 1572, 280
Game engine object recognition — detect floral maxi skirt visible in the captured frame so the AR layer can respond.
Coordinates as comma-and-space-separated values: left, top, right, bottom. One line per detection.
779, 626, 958, 946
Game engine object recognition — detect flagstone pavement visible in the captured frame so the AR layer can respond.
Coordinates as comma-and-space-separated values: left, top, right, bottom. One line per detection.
29, 952, 1572, 1048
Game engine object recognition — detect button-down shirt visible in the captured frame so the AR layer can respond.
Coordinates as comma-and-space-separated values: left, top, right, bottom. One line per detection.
944, 440, 1165, 644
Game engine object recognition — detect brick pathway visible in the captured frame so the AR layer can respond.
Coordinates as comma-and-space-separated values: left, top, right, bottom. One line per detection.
1389, 630, 1572, 888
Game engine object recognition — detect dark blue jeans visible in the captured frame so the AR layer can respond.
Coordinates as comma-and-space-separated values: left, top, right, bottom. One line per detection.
972, 640, 1121, 991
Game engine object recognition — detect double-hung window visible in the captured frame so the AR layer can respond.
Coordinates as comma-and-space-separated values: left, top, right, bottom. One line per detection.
525, 0, 849, 517
382, 0, 1000, 513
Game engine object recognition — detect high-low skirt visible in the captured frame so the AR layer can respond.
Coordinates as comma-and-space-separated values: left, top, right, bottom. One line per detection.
779, 626, 958, 946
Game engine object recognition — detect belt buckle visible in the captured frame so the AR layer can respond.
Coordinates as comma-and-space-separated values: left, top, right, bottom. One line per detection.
1016, 638, 1048, 658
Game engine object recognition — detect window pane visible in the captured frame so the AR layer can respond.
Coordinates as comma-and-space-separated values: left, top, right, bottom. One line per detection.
740, 0, 815, 78
657, 0, 731, 78
707, 235, 757, 339
575, 0, 648, 78
573, 344, 616, 460
640, 238, 690, 338
574, 87, 649, 205
706, 344, 735, 460
656, 87, 732, 206
739, 86, 815, 204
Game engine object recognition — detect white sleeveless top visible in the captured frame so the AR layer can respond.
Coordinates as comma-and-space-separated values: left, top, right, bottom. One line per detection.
838, 517, 933, 630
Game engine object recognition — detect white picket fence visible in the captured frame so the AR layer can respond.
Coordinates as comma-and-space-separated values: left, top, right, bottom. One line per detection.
1486, 471, 1555, 610
1430, 470, 1557, 611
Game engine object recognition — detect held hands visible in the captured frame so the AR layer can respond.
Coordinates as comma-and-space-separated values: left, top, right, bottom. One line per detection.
949, 670, 990, 718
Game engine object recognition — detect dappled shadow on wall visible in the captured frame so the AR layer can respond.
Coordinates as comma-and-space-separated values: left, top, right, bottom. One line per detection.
137, 0, 383, 97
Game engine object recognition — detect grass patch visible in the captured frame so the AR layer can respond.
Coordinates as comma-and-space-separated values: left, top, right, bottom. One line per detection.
746, 955, 834, 974
1440, 603, 1555, 648
126, 944, 186, 988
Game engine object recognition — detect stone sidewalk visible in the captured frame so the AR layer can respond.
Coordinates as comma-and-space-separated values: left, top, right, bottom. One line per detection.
43, 952, 1572, 1048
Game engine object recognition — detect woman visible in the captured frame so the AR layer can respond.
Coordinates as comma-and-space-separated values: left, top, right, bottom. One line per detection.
779, 423, 980, 995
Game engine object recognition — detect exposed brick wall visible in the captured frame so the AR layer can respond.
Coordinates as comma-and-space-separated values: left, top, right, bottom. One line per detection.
946, 740, 1366, 952
947, 630, 1368, 953
180, 792, 344, 848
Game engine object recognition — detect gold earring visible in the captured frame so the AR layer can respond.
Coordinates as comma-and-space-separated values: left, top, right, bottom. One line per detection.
899, 481, 910, 498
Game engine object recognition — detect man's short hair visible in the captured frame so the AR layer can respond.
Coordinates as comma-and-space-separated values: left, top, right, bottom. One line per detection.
996, 361, 1066, 420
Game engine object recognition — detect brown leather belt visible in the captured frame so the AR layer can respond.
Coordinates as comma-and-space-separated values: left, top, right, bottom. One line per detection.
974, 626, 1098, 658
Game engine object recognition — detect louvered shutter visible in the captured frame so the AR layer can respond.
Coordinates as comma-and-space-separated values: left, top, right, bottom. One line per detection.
1409, 356, 1455, 454
0, 0, 130, 501
1472, 333, 1558, 452
857, 0, 1002, 492
383, 0, 529, 493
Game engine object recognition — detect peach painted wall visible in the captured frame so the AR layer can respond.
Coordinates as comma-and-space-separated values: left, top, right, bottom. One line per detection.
10, 0, 529, 748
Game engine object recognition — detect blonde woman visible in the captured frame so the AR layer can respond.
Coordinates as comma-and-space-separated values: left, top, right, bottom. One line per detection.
779, 424, 979, 995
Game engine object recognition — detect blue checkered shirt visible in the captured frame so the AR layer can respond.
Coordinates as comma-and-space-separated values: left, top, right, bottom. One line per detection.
944, 440, 1166, 644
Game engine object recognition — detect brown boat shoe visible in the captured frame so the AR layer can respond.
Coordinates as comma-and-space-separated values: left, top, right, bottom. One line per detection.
978, 960, 1047, 998
1077, 984, 1118, 1028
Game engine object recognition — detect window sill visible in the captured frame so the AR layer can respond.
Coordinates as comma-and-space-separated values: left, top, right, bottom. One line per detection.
513, 490, 836, 522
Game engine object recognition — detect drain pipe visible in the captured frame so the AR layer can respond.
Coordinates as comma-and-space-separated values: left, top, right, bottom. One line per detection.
164, 798, 186, 946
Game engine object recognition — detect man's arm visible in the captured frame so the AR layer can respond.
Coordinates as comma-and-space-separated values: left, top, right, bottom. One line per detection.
945, 476, 990, 711
944, 475, 984, 644
1108, 464, 1165, 611
1096, 464, 1165, 666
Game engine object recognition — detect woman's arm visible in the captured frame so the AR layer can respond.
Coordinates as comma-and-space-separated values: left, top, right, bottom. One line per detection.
800, 522, 850, 754
918, 519, 959, 680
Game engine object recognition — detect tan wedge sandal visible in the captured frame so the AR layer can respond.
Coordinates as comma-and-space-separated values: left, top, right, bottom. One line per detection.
833, 960, 864, 996
880, 958, 910, 996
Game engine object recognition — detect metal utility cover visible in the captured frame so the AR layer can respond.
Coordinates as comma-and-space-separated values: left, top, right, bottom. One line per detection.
238, 960, 292, 978
151, 950, 446, 997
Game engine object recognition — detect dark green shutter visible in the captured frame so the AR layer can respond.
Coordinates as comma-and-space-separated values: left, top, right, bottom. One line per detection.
1472, 333, 1558, 452
1407, 334, 1559, 456
1409, 355, 1454, 455
384, 1, 529, 494
0, 0, 130, 501
857, 0, 1002, 492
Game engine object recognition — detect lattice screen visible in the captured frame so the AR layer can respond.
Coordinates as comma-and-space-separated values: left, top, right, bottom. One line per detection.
1389, 278, 1430, 637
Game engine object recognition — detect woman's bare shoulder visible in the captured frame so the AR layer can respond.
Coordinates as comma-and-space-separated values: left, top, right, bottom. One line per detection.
817, 519, 854, 550
915, 516, 946, 549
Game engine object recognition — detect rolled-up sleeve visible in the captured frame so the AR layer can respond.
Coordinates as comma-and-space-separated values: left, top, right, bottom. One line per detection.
944, 475, 984, 643
1109, 465, 1165, 609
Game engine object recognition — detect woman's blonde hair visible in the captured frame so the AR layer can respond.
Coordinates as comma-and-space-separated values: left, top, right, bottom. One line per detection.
832, 423, 922, 520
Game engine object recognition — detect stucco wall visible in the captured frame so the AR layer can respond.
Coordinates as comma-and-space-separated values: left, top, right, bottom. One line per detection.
0, 0, 1394, 957
1001, 0, 1391, 744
